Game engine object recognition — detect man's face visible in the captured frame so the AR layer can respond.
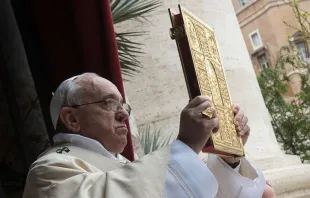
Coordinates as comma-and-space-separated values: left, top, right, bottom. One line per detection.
70, 77, 129, 153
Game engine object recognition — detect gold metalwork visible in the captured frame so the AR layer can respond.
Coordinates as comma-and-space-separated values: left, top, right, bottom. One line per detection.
202, 107, 213, 118
169, 5, 244, 156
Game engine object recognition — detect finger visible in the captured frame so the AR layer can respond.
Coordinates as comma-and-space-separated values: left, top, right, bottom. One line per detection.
212, 120, 220, 133
241, 130, 250, 145
238, 125, 250, 146
205, 106, 218, 119
234, 110, 244, 128
240, 116, 248, 130
194, 101, 213, 113
205, 117, 219, 132
186, 96, 212, 109
196, 104, 218, 120
236, 115, 248, 132
233, 104, 240, 116
239, 125, 250, 137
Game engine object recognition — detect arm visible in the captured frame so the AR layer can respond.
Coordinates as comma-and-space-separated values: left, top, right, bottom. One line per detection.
164, 96, 220, 198
207, 105, 266, 197
207, 154, 266, 198
23, 147, 170, 198
164, 140, 218, 198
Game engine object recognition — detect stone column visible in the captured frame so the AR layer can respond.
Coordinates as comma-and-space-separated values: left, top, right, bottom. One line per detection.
117, 0, 310, 196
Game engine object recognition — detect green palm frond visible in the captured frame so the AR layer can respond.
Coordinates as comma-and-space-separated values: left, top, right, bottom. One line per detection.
111, 0, 161, 24
138, 126, 175, 155
110, 0, 161, 80
116, 32, 145, 78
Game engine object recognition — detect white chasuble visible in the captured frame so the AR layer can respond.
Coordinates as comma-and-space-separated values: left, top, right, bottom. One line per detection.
23, 133, 265, 198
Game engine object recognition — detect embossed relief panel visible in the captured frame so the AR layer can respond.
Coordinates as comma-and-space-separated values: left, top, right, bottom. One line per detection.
169, 5, 244, 156
182, 8, 243, 156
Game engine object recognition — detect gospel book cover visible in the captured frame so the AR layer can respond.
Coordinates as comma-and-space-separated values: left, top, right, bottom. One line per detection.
168, 5, 244, 157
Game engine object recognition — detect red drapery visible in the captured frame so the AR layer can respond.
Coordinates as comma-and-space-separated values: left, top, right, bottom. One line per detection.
28, 0, 134, 161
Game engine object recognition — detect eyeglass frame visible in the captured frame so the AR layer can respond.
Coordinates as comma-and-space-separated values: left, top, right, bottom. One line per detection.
68, 98, 132, 116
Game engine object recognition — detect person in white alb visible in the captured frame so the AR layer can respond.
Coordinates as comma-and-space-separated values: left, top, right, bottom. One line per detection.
23, 72, 273, 198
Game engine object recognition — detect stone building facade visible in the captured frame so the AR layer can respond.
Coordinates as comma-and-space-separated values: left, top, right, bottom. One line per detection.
231, 0, 310, 96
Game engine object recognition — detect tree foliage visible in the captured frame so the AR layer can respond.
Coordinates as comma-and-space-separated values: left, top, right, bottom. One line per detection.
258, 0, 310, 163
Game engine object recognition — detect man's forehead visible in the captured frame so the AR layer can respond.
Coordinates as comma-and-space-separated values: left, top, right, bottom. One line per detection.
91, 77, 123, 101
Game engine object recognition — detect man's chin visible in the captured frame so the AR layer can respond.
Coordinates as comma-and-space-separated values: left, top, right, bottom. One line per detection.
117, 134, 127, 148
117, 140, 127, 153
116, 127, 128, 135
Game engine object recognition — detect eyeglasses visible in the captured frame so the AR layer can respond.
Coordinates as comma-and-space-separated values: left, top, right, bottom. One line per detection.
69, 98, 132, 115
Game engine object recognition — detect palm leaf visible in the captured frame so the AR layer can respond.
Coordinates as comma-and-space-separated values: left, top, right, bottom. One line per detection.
116, 32, 146, 79
138, 126, 175, 155
110, 0, 161, 80
111, 0, 161, 24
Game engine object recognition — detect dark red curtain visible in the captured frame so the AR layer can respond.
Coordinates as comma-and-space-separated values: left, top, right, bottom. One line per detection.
27, 0, 134, 161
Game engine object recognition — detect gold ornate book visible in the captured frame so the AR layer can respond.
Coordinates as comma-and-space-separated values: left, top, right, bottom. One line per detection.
168, 5, 244, 157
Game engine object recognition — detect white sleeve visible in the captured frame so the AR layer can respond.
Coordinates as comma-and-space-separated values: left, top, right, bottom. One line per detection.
207, 154, 266, 198
164, 140, 218, 198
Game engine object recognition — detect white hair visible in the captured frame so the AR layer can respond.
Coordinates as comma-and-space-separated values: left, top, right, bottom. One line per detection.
50, 72, 99, 130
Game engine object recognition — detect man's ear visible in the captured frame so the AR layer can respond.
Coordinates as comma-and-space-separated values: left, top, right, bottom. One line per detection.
59, 107, 80, 133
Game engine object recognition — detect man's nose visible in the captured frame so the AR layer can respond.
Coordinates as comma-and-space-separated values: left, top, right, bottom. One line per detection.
115, 108, 129, 122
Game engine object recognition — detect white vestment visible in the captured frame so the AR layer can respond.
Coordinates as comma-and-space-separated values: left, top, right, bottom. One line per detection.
23, 133, 265, 198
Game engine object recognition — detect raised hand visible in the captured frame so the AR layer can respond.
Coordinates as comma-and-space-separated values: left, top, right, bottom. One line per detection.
233, 104, 250, 145
221, 104, 250, 165
177, 96, 219, 154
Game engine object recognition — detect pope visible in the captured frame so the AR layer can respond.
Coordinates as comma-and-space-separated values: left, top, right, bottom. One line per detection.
23, 72, 272, 198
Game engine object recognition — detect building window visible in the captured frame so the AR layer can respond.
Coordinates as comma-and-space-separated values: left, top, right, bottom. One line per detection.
257, 54, 269, 69
295, 42, 308, 61
249, 30, 263, 50
240, 0, 250, 6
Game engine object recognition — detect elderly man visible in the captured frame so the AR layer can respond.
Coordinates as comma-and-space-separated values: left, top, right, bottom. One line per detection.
23, 72, 267, 198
